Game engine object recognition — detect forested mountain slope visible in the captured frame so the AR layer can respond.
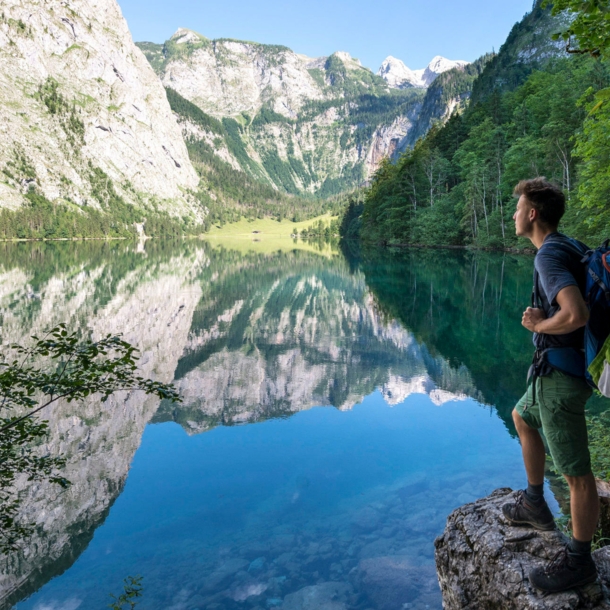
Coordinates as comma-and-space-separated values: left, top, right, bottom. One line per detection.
405, 54, 494, 147
346, 1, 610, 249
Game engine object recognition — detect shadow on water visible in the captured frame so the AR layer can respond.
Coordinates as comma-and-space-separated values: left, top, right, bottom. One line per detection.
349, 244, 536, 431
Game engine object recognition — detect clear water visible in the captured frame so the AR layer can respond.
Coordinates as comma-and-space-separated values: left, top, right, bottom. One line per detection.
0, 241, 565, 609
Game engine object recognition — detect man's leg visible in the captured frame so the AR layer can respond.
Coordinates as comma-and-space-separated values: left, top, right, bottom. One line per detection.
529, 471, 598, 592
502, 408, 555, 530
528, 372, 597, 592
513, 409, 546, 486
565, 471, 599, 543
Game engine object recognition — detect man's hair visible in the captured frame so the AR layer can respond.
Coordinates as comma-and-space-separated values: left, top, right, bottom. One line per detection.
513, 177, 565, 228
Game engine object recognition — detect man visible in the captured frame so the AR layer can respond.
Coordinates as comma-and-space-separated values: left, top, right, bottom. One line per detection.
502, 178, 598, 592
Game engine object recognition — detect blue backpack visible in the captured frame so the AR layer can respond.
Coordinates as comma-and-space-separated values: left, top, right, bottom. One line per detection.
582, 240, 610, 396
531, 237, 610, 396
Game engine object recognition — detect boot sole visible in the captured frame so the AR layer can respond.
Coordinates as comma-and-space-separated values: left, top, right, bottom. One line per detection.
529, 571, 598, 593
503, 516, 556, 531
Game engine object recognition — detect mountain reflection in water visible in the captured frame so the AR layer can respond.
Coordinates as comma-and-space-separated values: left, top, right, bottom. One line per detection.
1, 241, 540, 610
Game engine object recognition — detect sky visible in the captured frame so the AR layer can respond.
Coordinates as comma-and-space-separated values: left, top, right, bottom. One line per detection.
117, 0, 536, 71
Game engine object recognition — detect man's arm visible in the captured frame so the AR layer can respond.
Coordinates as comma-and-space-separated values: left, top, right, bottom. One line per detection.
522, 285, 589, 334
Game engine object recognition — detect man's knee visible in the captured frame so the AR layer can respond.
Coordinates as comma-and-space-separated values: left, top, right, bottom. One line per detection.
513, 408, 530, 434
564, 471, 596, 492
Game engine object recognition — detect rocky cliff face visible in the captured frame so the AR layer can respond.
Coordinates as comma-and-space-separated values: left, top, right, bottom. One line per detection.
404, 54, 493, 148
157, 29, 324, 119
470, 2, 571, 105
0, 0, 200, 218
138, 31, 471, 194
0, 245, 205, 605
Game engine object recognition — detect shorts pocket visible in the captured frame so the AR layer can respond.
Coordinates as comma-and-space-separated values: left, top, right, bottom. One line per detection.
540, 372, 591, 417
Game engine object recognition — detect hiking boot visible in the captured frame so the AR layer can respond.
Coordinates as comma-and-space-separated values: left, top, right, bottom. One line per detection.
501, 490, 555, 531
529, 546, 598, 593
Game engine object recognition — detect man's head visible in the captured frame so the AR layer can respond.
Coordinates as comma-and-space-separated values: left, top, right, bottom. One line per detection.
513, 178, 565, 238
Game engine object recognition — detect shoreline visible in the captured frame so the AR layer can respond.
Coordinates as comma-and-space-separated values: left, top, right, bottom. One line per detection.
353, 239, 536, 255
0, 233, 537, 256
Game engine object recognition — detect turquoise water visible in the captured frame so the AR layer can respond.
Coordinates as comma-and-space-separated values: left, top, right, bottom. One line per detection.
1, 242, 563, 609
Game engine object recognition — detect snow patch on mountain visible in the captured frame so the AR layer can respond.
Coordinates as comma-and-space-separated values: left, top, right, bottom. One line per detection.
378, 55, 469, 89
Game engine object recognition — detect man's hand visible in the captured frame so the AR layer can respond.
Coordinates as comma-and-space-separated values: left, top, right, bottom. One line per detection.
522, 307, 546, 332
524, 286, 589, 335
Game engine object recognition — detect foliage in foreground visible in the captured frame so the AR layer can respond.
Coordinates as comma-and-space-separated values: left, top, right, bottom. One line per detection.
109, 576, 143, 610
0, 325, 180, 553
546, 0, 610, 59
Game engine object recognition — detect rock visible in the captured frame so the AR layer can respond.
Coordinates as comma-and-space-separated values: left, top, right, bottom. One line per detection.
280, 582, 352, 610
357, 555, 439, 610
351, 506, 382, 532
249, 557, 267, 572
435, 488, 610, 609
0, 0, 199, 216
359, 537, 397, 559
203, 558, 249, 592
228, 579, 268, 602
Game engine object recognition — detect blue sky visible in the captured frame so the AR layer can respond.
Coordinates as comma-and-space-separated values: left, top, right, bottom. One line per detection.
117, 0, 536, 71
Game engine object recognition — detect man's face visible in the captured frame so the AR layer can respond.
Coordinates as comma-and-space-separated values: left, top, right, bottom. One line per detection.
513, 195, 534, 237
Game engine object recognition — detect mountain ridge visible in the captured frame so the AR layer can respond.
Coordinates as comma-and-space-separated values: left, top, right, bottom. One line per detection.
137, 30, 473, 199
378, 55, 470, 89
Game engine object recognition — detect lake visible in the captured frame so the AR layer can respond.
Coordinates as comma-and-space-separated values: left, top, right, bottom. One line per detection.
0, 239, 569, 609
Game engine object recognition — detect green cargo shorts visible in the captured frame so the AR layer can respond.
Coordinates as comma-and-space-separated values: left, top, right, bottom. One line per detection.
515, 369, 592, 477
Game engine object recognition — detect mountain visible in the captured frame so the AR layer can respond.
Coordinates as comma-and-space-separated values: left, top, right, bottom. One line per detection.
350, 1, 600, 251
470, 1, 572, 103
137, 31, 473, 199
404, 54, 493, 147
0, 2, 484, 234
378, 55, 469, 89
0, 0, 201, 224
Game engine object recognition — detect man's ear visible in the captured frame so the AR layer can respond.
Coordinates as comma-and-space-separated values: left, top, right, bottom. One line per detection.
528, 206, 537, 222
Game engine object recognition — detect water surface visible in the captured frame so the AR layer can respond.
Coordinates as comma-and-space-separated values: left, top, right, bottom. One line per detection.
0, 241, 565, 609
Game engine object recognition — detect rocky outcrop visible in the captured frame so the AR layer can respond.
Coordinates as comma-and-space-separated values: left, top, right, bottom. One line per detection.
366, 116, 418, 174
435, 488, 610, 609
0, 0, 199, 216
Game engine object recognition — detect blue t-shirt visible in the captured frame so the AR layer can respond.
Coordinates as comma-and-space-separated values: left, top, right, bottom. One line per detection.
533, 233, 588, 350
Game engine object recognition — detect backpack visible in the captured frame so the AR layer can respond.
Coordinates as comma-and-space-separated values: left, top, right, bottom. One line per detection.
530, 237, 610, 397
581, 240, 610, 396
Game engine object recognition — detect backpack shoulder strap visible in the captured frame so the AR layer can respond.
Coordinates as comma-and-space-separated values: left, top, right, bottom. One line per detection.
532, 266, 541, 308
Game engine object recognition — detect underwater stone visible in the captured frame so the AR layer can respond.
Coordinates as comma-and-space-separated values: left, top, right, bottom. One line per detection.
357, 555, 439, 610
280, 582, 352, 610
